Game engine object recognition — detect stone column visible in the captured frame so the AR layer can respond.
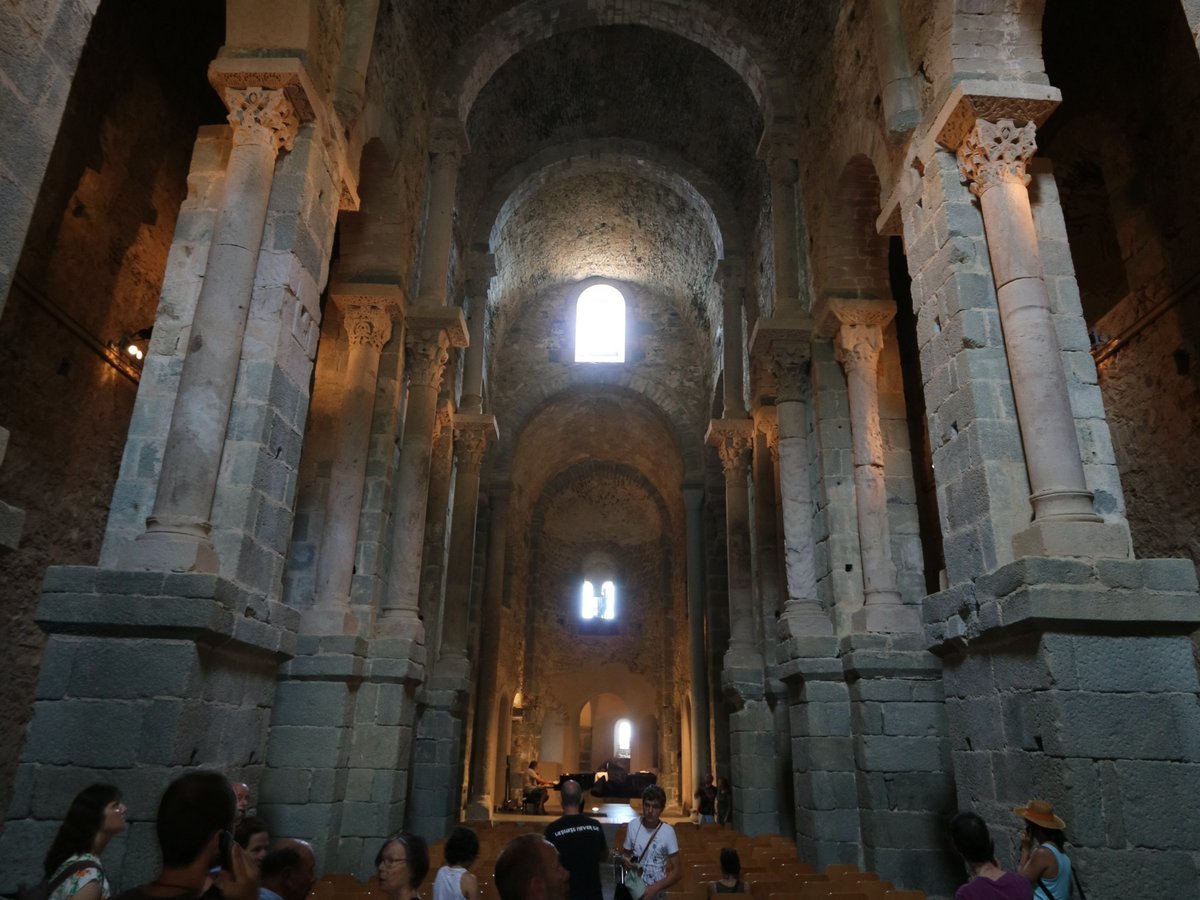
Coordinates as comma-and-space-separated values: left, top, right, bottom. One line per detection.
749, 320, 834, 643
868, 0, 921, 135
0, 427, 24, 554
416, 121, 469, 307
460, 255, 494, 416
417, 403, 456, 661
465, 489, 509, 820
827, 300, 919, 633
437, 416, 498, 678
303, 288, 402, 635
376, 310, 468, 645
683, 485, 711, 783
121, 85, 302, 572
757, 137, 801, 316
752, 407, 783, 648
951, 116, 1130, 560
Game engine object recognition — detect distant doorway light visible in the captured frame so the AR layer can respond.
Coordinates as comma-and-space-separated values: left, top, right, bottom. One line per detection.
575, 283, 625, 363
615, 718, 632, 758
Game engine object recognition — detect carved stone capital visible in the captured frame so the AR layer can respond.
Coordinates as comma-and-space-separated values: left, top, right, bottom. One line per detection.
224, 87, 301, 153
453, 414, 499, 473
406, 330, 451, 389
706, 419, 755, 478
755, 407, 779, 466
433, 402, 455, 441
834, 322, 886, 373
957, 118, 1038, 196
748, 316, 813, 404
342, 300, 394, 351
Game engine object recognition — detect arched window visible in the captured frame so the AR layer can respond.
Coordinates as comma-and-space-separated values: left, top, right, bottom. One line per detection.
580, 579, 617, 620
574, 283, 625, 363
614, 718, 632, 759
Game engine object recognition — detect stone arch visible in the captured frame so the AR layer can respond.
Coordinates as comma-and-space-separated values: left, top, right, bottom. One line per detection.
471, 139, 742, 261
814, 153, 890, 302
492, 379, 702, 481
527, 459, 675, 624
434, 0, 789, 127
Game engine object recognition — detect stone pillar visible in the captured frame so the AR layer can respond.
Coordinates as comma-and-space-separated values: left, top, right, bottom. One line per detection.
120, 84, 302, 573
417, 403, 456, 662
438, 417, 498, 678
375, 309, 468, 647
824, 299, 919, 633
416, 121, 469, 307
707, 436, 756, 668
459, 254, 494, 416
465, 488, 509, 820
304, 288, 402, 636
868, 0, 921, 135
684, 485, 712, 784
757, 137, 801, 316
950, 115, 1130, 560
752, 408, 783, 650
749, 320, 834, 643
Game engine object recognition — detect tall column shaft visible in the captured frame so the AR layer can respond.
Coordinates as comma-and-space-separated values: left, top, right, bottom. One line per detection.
717, 260, 747, 417
707, 422, 758, 669
378, 332, 449, 641
752, 409, 782, 650
416, 123, 468, 306
868, 0, 920, 134
959, 121, 1097, 524
836, 322, 900, 602
123, 87, 299, 572
466, 490, 509, 819
437, 416, 497, 679
306, 294, 398, 634
768, 159, 800, 314
684, 486, 711, 782
831, 306, 919, 634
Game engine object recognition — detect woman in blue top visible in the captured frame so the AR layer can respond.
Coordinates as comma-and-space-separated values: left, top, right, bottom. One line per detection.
1014, 800, 1072, 900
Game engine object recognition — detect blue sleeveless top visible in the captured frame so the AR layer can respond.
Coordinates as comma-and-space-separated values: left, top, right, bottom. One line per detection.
1033, 844, 1071, 900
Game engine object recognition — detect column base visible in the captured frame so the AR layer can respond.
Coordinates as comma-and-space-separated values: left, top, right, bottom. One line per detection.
777, 601, 835, 639
373, 609, 426, 645
1012, 517, 1132, 560
118, 517, 220, 573
464, 796, 493, 821
852, 602, 921, 634
300, 602, 360, 637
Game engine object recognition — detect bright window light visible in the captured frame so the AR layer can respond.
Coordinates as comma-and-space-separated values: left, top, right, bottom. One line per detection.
581, 580, 617, 620
575, 284, 625, 363
615, 718, 632, 758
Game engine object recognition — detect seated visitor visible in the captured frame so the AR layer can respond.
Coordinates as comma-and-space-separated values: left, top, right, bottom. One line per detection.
433, 826, 481, 900
376, 831, 430, 900
258, 841, 316, 900
234, 818, 270, 872
950, 811, 1032, 900
112, 770, 256, 900
1014, 801, 1073, 900
42, 784, 127, 900
709, 848, 748, 894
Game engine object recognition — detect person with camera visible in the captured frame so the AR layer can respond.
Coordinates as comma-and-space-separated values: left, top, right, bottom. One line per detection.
1014, 800, 1073, 900
615, 785, 678, 900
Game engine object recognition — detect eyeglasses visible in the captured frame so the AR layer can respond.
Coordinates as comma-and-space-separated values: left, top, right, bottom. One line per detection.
380, 857, 408, 868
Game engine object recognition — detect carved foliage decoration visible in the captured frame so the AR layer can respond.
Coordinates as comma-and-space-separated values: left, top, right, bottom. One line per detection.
833, 322, 885, 373
957, 118, 1037, 196
225, 87, 300, 154
406, 329, 451, 388
344, 299, 394, 352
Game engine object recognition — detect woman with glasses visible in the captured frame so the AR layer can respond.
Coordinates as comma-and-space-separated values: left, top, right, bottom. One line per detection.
376, 831, 431, 900
42, 784, 127, 900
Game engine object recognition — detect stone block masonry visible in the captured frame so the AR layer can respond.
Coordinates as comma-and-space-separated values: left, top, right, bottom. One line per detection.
0, 565, 295, 893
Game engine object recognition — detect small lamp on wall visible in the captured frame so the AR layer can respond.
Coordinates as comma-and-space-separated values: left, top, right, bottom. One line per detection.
120, 326, 153, 363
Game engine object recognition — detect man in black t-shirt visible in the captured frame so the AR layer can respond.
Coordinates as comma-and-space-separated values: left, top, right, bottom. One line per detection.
544, 780, 608, 900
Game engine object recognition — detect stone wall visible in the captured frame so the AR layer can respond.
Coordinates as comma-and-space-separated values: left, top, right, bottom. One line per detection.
0, 0, 223, 816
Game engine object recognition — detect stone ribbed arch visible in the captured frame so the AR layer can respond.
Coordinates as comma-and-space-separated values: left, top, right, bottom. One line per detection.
492, 380, 703, 481
472, 139, 741, 260
434, 0, 789, 125
814, 153, 890, 301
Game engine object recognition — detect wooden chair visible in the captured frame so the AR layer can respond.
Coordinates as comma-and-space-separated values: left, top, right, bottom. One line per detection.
823, 865, 860, 877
